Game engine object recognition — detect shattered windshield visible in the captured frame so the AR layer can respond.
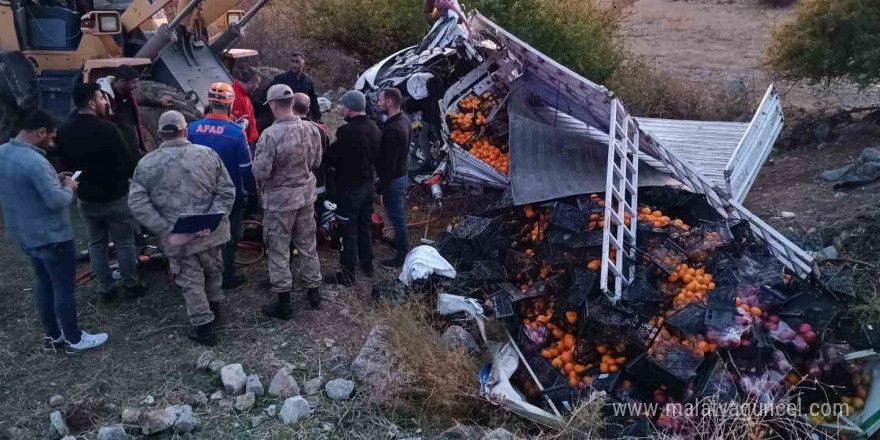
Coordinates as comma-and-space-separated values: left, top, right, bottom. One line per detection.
91, 0, 132, 11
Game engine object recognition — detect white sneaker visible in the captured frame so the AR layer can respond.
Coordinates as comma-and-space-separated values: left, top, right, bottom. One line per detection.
42, 331, 66, 352
65, 331, 108, 354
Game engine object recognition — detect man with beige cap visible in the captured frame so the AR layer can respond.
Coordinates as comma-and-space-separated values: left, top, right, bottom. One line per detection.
128, 110, 236, 346
254, 85, 324, 320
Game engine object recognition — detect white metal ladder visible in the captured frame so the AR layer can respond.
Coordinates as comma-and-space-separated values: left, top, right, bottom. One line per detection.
601, 99, 640, 302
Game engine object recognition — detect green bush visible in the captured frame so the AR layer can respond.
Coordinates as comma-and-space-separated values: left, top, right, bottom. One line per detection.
307, 0, 428, 64
766, 0, 880, 87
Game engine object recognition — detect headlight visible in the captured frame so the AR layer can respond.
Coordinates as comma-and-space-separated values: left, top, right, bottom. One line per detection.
97, 13, 120, 33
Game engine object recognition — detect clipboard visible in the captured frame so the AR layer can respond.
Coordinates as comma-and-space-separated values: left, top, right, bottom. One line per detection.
171, 212, 224, 234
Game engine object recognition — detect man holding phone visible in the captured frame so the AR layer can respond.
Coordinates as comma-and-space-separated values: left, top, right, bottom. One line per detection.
57, 83, 143, 302
129, 110, 236, 346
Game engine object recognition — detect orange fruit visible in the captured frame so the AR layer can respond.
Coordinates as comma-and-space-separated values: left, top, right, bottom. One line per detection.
698, 341, 709, 352
560, 351, 573, 364
566, 311, 578, 324
552, 328, 564, 339
596, 345, 608, 354
609, 365, 619, 373
750, 307, 762, 316
574, 364, 587, 373
564, 363, 575, 373
600, 364, 609, 373
541, 349, 554, 359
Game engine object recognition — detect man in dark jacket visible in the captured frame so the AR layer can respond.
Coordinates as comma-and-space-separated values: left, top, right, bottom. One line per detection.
270, 52, 322, 122
57, 83, 143, 302
323, 91, 382, 286
376, 88, 412, 268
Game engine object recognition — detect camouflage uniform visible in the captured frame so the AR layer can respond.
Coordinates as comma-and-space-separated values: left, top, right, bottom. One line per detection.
253, 116, 323, 293
128, 138, 236, 326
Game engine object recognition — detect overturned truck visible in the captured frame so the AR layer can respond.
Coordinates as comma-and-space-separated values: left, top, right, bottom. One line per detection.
360, 11, 880, 439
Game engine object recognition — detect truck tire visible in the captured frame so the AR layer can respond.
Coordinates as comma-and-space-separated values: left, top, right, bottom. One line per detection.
137, 80, 203, 151
0, 95, 21, 144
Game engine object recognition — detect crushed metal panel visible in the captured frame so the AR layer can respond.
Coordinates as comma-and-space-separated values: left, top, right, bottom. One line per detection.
635, 117, 749, 189
725, 85, 785, 203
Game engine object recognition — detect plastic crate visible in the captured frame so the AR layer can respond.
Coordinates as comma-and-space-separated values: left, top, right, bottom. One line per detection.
759, 285, 789, 310
824, 265, 857, 299
636, 222, 669, 250
779, 292, 841, 331
632, 346, 708, 400
649, 240, 688, 275
490, 290, 515, 319
523, 350, 559, 388
622, 274, 665, 307
705, 284, 737, 329
694, 356, 738, 402
504, 249, 537, 280
727, 325, 775, 373
485, 186, 514, 215
666, 304, 707, 336
549, 202, 588, 233
737, 252, 785, 286
457, 260, 509, 284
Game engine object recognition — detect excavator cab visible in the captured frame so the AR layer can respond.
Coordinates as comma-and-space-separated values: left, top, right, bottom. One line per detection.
11, 0, 84, 51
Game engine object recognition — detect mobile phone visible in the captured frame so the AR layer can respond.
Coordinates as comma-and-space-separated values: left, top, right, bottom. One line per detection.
72, 171, 82, 181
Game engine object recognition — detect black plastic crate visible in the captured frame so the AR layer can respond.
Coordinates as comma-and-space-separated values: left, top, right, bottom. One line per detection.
666, 304, 707, 336
628, 314, 664, 350
549, 202, 589, 233
585, 299, 638, 328
823, 265, 857, 299
521, 274, 565, 299
591, 371, 622, 395
485, 186, 514, 215
779, 292, 841, 331
694, 356, 738, 402
523, 350, 559, 388
759, 285, 789, 309
504, 249, 537, 280
490, 290, 515, 319
636, 222, 669, 250
457, 260, 509, 284
727, 325, 775, 373
622, 274, 665, 307
452, 215, 496, 239
705, 284, 737, 330
648, 240, 688, 275
737, 252, 785, 286
576, 194, 605, 214
632, 346, 708, 400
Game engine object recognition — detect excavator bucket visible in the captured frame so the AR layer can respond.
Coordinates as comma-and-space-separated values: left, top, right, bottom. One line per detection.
148, 38, 233, 110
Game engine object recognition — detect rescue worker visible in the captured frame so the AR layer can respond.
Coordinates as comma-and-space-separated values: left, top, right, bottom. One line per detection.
56, 83, 143, 302
270, 52, 322, 122
96, 65, 173, 155
128, 110, 236, 346
0, 110, 109, 353
323, 90, 382, 286
376, 87, 412, 268
253, 85, 324, 319
231, 67, 261, 147
187, 82, 257, 291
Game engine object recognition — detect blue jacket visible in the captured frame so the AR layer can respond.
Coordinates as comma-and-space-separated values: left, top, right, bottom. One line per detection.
0, 139, 74, 249
187, 114, 256, 196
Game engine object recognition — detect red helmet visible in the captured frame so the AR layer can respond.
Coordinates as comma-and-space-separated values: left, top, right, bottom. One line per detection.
208, 82, 235, 104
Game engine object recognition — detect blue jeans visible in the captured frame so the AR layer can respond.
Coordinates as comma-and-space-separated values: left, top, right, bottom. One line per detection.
382, 176, 408, 263
79, 196, 139, 292
336, 183, 374, 269
21, 240, 81, 343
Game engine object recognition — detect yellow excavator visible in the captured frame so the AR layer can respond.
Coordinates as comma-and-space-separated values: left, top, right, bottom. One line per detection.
0, 0, 270, 146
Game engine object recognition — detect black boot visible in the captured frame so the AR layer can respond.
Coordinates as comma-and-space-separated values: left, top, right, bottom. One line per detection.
262, 291, 293, 320
222, 274, 247, 290
187, 321, 217, 346
306, 287, 321, 309
324, 267, 355, 286
124, 281, 146, 299
209, 301, 225, 327
360, 262, 375, 278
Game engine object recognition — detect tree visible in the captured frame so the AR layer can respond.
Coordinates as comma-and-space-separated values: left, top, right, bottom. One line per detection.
765, 0, 880, 87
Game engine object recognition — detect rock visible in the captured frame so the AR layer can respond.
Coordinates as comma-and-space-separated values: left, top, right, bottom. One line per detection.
191, 391, 208, 407
196, 350, 215, 369
140, 409, 174, 435
251, 415, 269, 428
121, 407, 141, 424
441, 423, 481, 440
207, 359, 227, 373
351, 325, 397, 386
142, 395, 155, 405
49, 411, 70, 438
811, 123, 831, 143
323, 338, 336, 348
817, 245, 839, 259
174, 411, 197, 433
268, 369, 300, 397
265, 404, 277, 418
303, 376, 324, 396
221, 364, 247, 395
318, 97, 333, 113
279, 396, 311, 424
780, 211, 797, 219
61, 437, 76, 440
217, 399, 234, 411
234, 392, 256, 411
246, 374, 265, 397
325, 379, 355, 401
210, 391, 225, 402
328, 362, 348, 379
321, 422, 334, 431
49, 395, 64, 408
483, 428, 515, 440
97, 425, 125, 440
440, 325, 480, 353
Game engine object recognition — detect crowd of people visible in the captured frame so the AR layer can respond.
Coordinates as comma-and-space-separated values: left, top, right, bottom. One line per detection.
0, 53, 413, 351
